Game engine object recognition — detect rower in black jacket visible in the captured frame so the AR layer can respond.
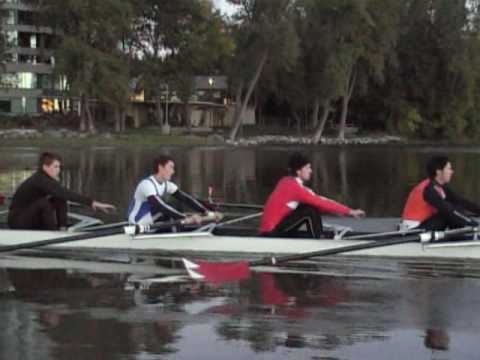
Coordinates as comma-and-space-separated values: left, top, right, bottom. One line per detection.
8, 152, 115, 230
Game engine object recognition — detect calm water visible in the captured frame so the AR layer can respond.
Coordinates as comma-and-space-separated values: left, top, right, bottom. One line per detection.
1, 144, 480, 359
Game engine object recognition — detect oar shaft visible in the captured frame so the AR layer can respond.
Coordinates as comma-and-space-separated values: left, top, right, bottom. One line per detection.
203, 200, 263, 210
1, 213, 220, 253
250, 227, 476, 266
0, 228, 121, 253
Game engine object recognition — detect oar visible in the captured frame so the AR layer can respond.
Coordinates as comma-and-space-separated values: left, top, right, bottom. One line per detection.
0, 214, 217, 253
194, 211, 263, 232
201, 187, 263, 211
182, 227, 477, 284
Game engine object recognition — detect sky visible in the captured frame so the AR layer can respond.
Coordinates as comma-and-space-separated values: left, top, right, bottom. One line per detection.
211, 0, 238, 16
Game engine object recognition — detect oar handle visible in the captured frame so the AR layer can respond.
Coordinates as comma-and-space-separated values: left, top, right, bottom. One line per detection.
124, 212, 221, 235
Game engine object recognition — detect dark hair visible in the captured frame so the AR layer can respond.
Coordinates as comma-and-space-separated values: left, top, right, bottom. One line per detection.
152, 155, 174, 173
426, 156, 449, 179
288, 152, 310, 174
39, 152, 62, 168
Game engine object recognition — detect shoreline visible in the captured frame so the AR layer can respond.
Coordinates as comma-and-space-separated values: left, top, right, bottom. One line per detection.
0, 127, 478, 147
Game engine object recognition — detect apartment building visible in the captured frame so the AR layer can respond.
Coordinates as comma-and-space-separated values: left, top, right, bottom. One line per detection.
0, 0, 67, 115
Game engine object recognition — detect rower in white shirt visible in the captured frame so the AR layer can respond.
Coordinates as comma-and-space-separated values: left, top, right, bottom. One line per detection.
127, 155, 219, 227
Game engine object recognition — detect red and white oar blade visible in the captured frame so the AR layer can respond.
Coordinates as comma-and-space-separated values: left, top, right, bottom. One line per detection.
182, 258, 251, 284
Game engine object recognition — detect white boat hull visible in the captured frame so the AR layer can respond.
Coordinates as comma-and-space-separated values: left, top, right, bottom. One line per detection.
1, 229, 480, 260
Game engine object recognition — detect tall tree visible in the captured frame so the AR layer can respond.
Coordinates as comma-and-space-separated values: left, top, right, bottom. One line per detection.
226, 0, 299, 141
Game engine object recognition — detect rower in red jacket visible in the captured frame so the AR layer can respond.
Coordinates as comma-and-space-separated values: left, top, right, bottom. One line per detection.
259, 153, 365, 238
400, 156, 480, 231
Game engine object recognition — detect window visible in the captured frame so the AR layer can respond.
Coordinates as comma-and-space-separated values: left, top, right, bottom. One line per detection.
6, 31, 18, 47
29, 34, 37, 49
18, 54, 37, 64
38, 74, 53, 89
0, 100, 12, 113
18, 73, 37, 89
5, 10, 16, 25
18, 11, 34, 26
54, 76, 67, 91
0, 73, 18, 88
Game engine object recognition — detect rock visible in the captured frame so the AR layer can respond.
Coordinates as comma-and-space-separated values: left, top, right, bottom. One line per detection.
226, 134, 404, 146
43, 129, 65, 138
206, 134, 225, 145
102, 132, 113, 139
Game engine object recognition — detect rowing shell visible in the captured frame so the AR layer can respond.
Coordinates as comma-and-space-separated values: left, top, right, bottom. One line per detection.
0, 228, 480, 260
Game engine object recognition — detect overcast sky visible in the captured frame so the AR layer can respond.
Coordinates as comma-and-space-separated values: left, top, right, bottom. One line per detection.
212, 0, 238, 16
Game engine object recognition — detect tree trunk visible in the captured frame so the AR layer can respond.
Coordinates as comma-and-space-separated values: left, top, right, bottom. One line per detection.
120, 108, 126, 132
114, 106, 125, 133
184, 102, 191, 133
133, 105, 141, 128
156, 96, 163, 126
86, 99, 96, 134
339, 150, 349, 201
310, 97, 320, 129
311, 99, 330, 144
292, 111, 302, 135
79, 94, 87, 132
337, 66, 357, 141
228, 50, 268, 141
114, 107, 121, 133
230, 81, 244, 128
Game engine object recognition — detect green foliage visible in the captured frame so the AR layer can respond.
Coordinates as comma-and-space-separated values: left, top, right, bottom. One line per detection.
132, 0, 233, 101
15, 0, 480, 140
35, 0, 133, 106
397, 107, 423, 136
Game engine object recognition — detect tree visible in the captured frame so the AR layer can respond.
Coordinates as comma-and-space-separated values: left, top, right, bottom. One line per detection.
226, 0, 299, 141
131, 0, 232, 132
34, 0, 133, 133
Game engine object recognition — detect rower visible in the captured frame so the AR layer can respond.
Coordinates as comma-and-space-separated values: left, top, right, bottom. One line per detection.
8, 152, 116, 231
127, 155, 221, 230
400, 155, 480, 231
259, 152, 365, 238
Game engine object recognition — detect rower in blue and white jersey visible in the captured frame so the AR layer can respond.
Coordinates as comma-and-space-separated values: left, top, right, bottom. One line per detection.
127, 155, 213, 226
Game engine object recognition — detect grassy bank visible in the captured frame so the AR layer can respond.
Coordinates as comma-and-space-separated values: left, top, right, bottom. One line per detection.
0, 128, 210, 148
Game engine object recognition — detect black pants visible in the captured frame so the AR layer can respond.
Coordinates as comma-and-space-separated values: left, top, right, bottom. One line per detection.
263, 204, 324, 239
420, 210, 478, 231
8, 197, 68, 230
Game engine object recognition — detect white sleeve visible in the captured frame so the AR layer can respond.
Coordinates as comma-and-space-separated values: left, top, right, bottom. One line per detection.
137, 179, 158, 198
166, 181, 179, 195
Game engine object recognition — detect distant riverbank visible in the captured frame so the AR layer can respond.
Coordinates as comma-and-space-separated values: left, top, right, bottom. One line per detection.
0, 127, 410, 147
4, 126, 479, 147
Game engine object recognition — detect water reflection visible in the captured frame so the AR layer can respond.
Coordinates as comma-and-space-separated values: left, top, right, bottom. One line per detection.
2, 146, 480, 219
1, 266, 480, 359
2, 145, 480, 359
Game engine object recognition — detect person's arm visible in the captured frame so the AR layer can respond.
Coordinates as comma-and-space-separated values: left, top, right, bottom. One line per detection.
147, 195, 186, 220
37, 172, 93, 206
172, 190, 209, 214
424, 183, 477, 227
444, 186, 480, 214
37, 173, 115, 212
293, 182, 358, 216
423, 183, 457, 215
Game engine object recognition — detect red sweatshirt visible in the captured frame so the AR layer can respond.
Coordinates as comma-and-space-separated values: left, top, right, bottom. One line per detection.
259, 177, 352, 233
